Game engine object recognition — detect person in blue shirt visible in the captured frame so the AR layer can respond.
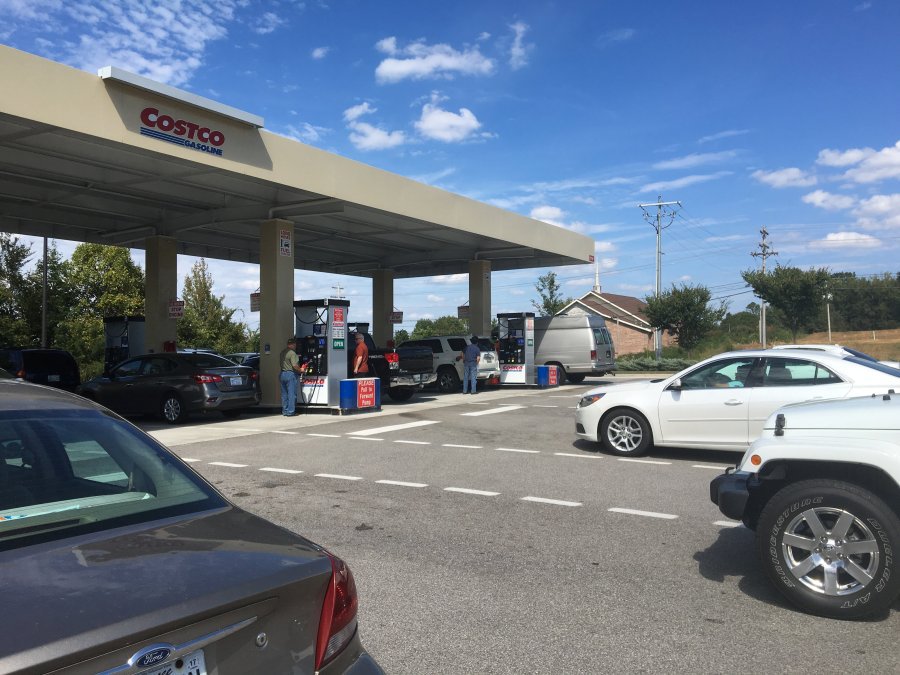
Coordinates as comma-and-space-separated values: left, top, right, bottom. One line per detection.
457, 336, 481, 394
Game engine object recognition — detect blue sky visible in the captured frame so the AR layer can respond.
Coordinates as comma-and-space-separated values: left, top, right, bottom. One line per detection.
2, 0, 899, 332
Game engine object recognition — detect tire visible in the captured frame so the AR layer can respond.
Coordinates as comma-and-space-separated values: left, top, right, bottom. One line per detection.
436, 366, 461, 393
387, 387, 415, 402
221, 409, 242, 419
565, 373, 586, 384
160, 393, 187, 424
756, 479, 900, 619
599, 408, 652, 456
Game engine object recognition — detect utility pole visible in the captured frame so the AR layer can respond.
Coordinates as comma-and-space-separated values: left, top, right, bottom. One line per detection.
331, 283, 345, 299
639, 195, 680, 362
750, 227, 777, 348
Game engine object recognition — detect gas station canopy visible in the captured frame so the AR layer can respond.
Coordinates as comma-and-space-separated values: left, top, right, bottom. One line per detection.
0, 46, 594, 279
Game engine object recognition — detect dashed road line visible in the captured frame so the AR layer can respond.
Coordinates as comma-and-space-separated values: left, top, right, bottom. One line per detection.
315, 473, 363, 481
521, 496, 581, 507
714, 520, 743, 528
269, 430, 299, 435
443, 443, 483, 449
532, 405, 559, 408
260, 467, 303, 474
376, 480, 429, 488
496, 447, 540, 454
554, 452, 600, 459
347, 420, 440, 436
608, 508, 678, 520
461, 405, 526, 417
617, 458, 671, 465
208, 461, 248, 468
444, 487, 500, 496
351, 437, 384, 442
307, 433, 340, 438
228, 427, 264, 433
182, 458, 201, 463
395, 440, 431, 445
693, 464, 730, 470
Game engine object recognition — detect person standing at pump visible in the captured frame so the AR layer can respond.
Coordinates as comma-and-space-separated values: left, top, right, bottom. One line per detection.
352, 333, 369, 378
280, 337, 307, 416
458, 336, 481, 394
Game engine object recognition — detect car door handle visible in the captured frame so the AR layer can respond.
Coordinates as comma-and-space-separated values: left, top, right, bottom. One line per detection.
724, 399, 743, 406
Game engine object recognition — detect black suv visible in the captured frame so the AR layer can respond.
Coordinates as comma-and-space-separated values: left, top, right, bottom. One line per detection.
0, 348, 81, 392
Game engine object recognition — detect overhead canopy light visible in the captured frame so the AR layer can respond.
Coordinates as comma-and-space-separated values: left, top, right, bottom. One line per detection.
98, 66, 264, 128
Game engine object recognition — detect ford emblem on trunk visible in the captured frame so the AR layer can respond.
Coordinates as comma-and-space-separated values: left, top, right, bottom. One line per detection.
131, 645, 173, 668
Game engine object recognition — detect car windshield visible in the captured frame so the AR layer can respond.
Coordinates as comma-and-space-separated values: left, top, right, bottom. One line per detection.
181, 353, 241, 369
0, 409, 224, 551
844, 356, 900, 376
22, 351, 76, 375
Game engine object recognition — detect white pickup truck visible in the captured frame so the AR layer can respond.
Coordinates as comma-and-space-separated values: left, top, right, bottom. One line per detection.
710, 391, 900, 619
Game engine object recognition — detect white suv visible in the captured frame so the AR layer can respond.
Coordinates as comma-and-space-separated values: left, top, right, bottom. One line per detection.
397, 336, 500, 393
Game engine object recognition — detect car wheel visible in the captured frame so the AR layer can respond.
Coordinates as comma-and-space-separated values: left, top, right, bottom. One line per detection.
221, 409, 242, 419
565, 372, 586, 384
437, 367, 461, 393
387, 387, 415, 402
756, 479, 900, 619
599, 408, 652, 456
160, 393, 187, 424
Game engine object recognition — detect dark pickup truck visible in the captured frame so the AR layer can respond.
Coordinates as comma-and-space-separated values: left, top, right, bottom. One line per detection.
350, 329, 436, 401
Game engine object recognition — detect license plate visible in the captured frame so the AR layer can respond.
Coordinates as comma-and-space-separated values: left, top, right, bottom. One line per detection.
142, 650, 206, 675
229, 376, 242, 386
48, 374, 60, 382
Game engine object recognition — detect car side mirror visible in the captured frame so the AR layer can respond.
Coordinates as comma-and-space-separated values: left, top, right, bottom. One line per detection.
667, 378, 683, 391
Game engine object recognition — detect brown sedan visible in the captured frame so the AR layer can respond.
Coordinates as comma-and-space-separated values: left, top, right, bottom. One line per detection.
0, 381, 383, 674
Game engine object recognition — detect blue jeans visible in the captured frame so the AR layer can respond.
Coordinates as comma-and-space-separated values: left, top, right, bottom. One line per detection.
463, 363, 478, 393
280, 371, 297, 414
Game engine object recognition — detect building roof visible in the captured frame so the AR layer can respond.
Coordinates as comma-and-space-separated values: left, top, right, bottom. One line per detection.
561, 289, 652, 333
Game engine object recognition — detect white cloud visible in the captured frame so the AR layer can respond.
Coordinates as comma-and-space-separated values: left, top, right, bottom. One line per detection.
842, 141, 900, 183
598, 257, 618, 271
477, 32, 491, 41
347, 121, 406, 151
801, 190, 856, 211
852, 193, 900, 230
816, 147, 875, 167
343, 102, 376, 122
426, 294, 444, 303
252, 12, 285, 34
311, 46, 329, 59
597, 28, 635, 47
698, 129, 750, 144
594, 241, 616, 253
430, 274, 468, 284
810, 232, 881, 250
415, 96, 482, 142
530, 205, 565, 224
508, 21, 532, 70
374, 37, 494, 83
276, 122, 330, 144
751, 167, 817, 188
640, 171, 732, 193
653, 151, 737, 170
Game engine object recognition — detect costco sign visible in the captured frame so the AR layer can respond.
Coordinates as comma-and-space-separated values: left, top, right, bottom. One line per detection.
140, 107, 225, 156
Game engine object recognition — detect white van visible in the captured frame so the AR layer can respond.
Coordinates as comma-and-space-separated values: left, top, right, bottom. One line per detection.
533, 315, 616, 383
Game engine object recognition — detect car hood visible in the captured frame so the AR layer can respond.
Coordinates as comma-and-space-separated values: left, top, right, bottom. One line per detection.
764, 393, 900, 432
582, 378, 659, 397
0, 507, 330, 673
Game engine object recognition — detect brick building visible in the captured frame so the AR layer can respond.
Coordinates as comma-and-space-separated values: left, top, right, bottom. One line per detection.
557, 289, 673, 355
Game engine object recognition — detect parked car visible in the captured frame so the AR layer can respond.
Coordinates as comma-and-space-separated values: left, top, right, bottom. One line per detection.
574, 349, 900, 456
398, 335, 500, 393
0, 347, 81, 392
78, 352, 259, 423
710, 392, 900, 619
0, 380, 383, 674
225, 352, 258, 365
771, 343, 900, 369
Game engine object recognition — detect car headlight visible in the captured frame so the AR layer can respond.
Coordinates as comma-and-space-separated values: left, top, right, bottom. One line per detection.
578, 392, 606, 407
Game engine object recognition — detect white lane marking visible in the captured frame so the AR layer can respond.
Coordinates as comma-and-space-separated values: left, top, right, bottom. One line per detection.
260, 467, 303, 474
376, 480, 429, 488
308, 433, 341, 438
182, 458, 201, 463
608, 508, 678, 520
549, 395, 582, 398
522, 496, 582, 507
208, 462, 248, 468
315, 473, 363, 481
228, 427, 264, 433
496, 447, 540, 454
693, 464, 730, 470
347, 420, 440, 436
270, 430, 299, 435
461, 405, 526, 417
532, 405, 559, 408
444, 487, 500, 496
443, 443, 483, 449
567, 406, 577, 409
351, 437, 384, 442
714, 520, 743, 528
617, 458, 671, 465
395, 440, 431, 445
555, 452, 600, 459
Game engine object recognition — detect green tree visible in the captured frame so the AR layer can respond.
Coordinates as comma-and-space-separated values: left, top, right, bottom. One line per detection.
410, 316, 469, 339
532, 271, 572, 316
0, 233, 32, 346
177, 258, 250, 354
393, 328, 410, 344
742, 265, 830, 341
18, 242, 76, 347
644, 283, 726, 352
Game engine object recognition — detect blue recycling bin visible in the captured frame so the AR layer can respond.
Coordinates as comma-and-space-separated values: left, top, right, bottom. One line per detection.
536, 365, 561, 388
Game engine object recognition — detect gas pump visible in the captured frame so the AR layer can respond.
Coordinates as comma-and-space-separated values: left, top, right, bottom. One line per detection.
102, 316, 146, 372
293, 299, 349, 408
496, 312, 535, 385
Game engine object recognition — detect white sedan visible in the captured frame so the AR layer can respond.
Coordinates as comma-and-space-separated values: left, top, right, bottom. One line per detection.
574, 349, 900, 456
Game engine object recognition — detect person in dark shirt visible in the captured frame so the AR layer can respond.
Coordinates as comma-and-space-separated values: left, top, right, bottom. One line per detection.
458, 336, 481, 394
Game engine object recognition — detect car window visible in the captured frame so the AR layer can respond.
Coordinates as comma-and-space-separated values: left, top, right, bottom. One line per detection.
142, 357, 176, 376
680, 357, 758, 390
841, 356, 900, 377
425, 340, 443, 354
181, 353, 239, 368
113, 359, 143, 377
762, 357, 843, 387
592, 328, 610, 346
22, 351, 77, 374
447, 338, 467, 352
476, 338, 494, 352
0, 410, 223, 551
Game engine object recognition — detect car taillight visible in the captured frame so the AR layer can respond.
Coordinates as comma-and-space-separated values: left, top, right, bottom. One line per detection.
315, 553, 358, 670
590, 350, 597, 360
249, 371, 258, 381
385, 352, 399, 369
16, 369, 25, 379
193, 374, 223, 384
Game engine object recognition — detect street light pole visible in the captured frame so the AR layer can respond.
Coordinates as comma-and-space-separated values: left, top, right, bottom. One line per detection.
825, 293, 833, 342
